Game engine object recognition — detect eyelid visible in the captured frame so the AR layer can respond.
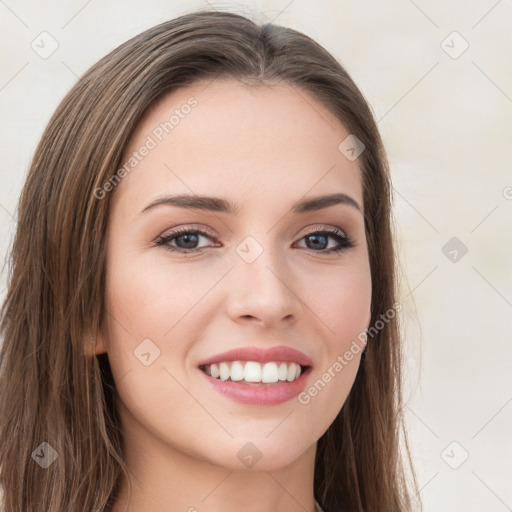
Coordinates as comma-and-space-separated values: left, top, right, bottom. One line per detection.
156, 223, 348, 242
157, 223, 217, 239
300, 224, 348, 237
154, 223, 354, 254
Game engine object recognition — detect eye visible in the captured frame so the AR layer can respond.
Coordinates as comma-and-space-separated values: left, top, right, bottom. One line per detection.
293, 226, 355, 253
154, 225, 355, 254
154, 226, 218, 254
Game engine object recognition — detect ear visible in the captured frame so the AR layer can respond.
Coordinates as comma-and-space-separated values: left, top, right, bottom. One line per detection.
94, 333, 108, 355
83, 328, 108, 356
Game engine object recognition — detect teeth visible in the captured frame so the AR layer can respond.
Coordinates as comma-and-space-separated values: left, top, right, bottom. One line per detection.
230, 361, 244, 381
261, 362, 279, 383
219, 362, 230, 381
278, 362, 288, 381
244, 361, 262, 382
210, 363, 220, 379
202, 361, 304, 384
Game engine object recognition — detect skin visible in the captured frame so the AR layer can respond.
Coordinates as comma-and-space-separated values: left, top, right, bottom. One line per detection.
95, 78, 372, 512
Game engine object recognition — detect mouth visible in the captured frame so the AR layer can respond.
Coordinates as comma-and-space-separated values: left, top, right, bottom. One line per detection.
196, 345, 313, 405
198, 362, 312, 405
199, 361, 310, 385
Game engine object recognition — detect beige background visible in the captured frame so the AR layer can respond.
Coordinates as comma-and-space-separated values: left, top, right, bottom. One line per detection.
1, 1, 511, 510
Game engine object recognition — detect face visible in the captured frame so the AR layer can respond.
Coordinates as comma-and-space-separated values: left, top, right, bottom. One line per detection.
95, 78, 372, 472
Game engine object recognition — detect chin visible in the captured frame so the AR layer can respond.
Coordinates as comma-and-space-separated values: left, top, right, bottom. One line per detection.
204, 436, 314, 472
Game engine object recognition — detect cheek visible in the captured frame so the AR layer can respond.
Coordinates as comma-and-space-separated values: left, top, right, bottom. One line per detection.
101, 255, 212, 445
294, 261, 371, 427
104, 252, 207, 341
101, 247, 224, 393
304, 258, 372, 349
332, 275, 372, 345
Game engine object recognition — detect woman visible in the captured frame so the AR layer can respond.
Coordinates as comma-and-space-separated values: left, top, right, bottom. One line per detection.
0, 9, 419, 512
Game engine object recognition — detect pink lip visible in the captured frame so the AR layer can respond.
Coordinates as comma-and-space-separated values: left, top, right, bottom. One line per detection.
197, 345, 313, 367
198, 366, 312, 406
197, 345, 313, 406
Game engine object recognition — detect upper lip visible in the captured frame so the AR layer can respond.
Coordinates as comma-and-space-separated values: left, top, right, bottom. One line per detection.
198, 345, 313, 367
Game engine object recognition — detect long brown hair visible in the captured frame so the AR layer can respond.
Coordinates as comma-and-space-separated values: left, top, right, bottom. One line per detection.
0, 9, 419, 512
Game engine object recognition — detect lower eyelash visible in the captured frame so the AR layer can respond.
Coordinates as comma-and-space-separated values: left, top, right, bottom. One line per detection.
155, 228, 354, 254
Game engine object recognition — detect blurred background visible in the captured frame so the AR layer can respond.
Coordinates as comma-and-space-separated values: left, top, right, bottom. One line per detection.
0, 1, 510, 510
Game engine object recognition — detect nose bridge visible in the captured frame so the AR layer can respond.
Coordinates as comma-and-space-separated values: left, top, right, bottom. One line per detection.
226, 233, 301, 324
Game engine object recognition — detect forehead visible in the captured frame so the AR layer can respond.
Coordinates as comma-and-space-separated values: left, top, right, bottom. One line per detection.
113, 78, 363, 216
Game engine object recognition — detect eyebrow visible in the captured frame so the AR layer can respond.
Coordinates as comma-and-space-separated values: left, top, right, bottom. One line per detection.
139, 192, 362, 216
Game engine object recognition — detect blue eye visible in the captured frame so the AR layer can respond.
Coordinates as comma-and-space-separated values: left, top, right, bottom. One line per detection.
295, 227, 355, 253
154, 227, 216, 254
154, 226, 354, 254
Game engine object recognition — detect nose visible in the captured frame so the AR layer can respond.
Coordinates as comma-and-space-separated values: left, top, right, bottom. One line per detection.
225, 242, 303, 328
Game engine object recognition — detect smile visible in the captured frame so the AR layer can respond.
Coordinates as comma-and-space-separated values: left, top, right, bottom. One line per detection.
197, 345, 313, 405
200, 360, 304, 384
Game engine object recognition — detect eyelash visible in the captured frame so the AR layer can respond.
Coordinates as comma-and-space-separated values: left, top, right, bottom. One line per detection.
154, 225, 355, 255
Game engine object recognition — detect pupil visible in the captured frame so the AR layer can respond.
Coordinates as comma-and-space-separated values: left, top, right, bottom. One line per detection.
178, 234, 198, 249
307, 234, 327, 250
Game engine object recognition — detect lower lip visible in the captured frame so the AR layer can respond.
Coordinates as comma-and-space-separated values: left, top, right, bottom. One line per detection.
198, 367, 311, 406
